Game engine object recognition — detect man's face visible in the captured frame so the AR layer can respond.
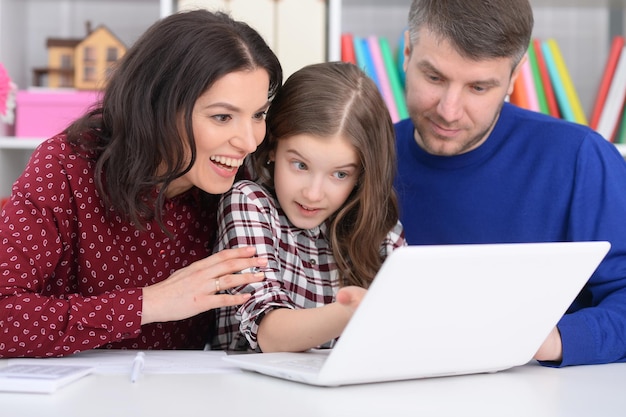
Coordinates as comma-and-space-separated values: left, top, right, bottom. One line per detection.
403, 28, 522, 156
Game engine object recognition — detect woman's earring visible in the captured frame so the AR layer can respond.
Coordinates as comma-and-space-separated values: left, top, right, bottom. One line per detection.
266, 160, 272, 165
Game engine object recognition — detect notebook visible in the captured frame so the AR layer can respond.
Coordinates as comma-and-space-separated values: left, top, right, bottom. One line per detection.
223, 241, 611, 386
0, 364, 93, 394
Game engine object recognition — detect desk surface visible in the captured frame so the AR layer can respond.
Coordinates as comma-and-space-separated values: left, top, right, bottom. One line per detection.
2, 359, 625, 417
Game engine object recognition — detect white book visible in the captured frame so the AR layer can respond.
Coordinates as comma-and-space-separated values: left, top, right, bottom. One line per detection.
0, 364, 93, 394
597, 45, 626, 141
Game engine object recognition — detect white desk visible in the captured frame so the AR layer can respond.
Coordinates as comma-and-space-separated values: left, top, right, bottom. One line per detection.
1, 358, 625, 417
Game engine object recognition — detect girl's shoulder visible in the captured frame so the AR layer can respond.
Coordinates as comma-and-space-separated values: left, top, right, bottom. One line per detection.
386, 220, 407, 248
223, 180, 279, 211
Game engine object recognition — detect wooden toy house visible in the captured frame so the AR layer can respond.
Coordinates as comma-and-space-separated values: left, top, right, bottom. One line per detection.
33, 23, 126, 90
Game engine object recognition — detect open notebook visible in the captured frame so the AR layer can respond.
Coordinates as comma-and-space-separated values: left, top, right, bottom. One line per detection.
224, 241, 610, 386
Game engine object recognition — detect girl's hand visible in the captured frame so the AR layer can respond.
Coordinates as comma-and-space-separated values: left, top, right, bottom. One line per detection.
140, 246, 267, 324
336, 286, 367, 314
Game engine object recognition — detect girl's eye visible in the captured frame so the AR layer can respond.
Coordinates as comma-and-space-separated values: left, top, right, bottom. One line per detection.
334, 171, 349, 180
292, 161, 307, 170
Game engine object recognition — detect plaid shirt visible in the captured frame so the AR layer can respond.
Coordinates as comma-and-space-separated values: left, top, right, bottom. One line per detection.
212, 180, 406, 351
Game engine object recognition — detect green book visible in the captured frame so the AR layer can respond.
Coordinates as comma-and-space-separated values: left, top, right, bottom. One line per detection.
379, 37, 408, 120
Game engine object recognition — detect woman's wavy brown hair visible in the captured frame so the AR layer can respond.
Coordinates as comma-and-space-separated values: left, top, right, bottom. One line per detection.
65, 10, 282, 231
254, 62, 399, 288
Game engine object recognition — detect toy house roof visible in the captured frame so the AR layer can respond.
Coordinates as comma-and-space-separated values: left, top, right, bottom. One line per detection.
78, 24, 127, 48
45, 22, 126, 50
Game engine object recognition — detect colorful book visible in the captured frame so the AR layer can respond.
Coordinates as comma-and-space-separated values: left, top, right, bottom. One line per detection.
353, 35, 366, 69
353, 36, 381, 92
379, 36, 408, 120
533, 38, 561, 118
341, 33, 357, 65
521, 55, 540, 112
590, 35, 625, 130
367, 35, 400, 122
527, 40, 549, 114
509, 68, 530, 110
542, 40, 575, 122
545, 38, 588, 125
396, 32, 406, 88
596, 44, 626, 141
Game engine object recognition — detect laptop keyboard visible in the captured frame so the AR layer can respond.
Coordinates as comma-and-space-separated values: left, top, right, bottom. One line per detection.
274, 357, 326, 371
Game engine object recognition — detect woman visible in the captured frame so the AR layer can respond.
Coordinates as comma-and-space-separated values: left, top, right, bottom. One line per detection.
0, 9, 282, 358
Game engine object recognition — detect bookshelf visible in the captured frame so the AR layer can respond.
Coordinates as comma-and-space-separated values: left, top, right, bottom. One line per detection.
2, 0, 626, 199
330, 0, 626, 118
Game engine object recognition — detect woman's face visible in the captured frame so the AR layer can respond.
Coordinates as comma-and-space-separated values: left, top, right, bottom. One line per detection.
166, 69, 271, 197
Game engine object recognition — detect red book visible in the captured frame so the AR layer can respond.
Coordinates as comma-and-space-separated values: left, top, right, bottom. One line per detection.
590, 35, 625, 130
341, 33, 356, 64
533, 38, 561, 118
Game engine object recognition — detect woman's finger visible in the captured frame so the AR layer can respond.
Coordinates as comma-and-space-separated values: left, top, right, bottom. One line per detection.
211, 271, 264, 294
190, 247, 268, 278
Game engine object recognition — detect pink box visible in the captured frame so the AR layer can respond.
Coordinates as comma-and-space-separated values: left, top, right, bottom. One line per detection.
15, 90, 101, 138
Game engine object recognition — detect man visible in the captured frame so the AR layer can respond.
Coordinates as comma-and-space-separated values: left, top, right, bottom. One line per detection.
394, 0, 626, 366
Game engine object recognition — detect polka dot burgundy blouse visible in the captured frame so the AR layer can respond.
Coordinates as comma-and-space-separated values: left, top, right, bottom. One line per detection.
0, 136, 216, 357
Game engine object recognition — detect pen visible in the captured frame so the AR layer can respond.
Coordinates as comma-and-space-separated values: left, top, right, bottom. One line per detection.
130, 352, 145, 383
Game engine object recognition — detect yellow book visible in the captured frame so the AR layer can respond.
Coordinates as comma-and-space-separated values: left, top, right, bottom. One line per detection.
546, 39, 588, 125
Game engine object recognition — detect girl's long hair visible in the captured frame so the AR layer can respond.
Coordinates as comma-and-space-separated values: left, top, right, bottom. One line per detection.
254, 62, 399, 288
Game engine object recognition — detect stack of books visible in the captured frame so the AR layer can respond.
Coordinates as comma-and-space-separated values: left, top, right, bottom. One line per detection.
502, 36, 626, 144
509, 38, 587, 126
341, 33, 408, 123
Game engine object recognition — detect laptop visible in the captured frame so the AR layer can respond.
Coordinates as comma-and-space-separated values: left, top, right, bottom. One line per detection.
223, 241, 610, 386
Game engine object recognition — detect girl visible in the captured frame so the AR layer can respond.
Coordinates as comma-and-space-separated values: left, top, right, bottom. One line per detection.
213, 61, 406, 352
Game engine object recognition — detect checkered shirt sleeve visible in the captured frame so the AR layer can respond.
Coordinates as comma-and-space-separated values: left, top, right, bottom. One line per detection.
212, 180, 406, 351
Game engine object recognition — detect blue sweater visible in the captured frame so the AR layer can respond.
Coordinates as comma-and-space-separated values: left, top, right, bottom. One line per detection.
394, 102, 626, 367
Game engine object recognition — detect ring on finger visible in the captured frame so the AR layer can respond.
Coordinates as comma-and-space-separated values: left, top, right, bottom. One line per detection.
215, 278, 221, 292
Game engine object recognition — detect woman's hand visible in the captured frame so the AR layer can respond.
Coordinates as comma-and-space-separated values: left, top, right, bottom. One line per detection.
140, 246, 266, 324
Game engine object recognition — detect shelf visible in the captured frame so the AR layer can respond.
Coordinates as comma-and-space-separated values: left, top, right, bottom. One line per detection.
0, 0, 163, 91
0, 137, 45, 150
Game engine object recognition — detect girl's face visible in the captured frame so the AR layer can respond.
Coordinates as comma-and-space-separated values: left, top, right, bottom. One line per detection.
271, 133, 360, 230
166, 68, 271, 197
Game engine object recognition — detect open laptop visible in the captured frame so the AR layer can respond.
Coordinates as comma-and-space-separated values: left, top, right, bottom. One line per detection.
223, 241, 610, 386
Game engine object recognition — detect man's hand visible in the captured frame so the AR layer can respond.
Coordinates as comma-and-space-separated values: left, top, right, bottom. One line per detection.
534, 326, 563, 362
